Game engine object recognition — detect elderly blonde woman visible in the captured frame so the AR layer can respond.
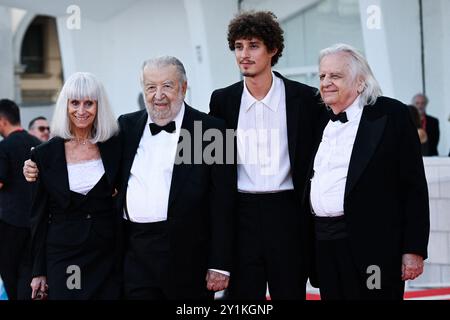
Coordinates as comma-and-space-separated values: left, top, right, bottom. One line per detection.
29, 72, 121, 300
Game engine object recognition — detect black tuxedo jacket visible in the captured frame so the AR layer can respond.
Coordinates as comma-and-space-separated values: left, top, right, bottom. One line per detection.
307, 96, 430, 291
209, 71, 321, 202
117, 104, 234, 292
30, 136, 121, 277
425, 114, 439, 156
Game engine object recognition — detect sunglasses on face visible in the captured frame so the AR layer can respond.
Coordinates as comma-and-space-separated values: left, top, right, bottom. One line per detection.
37, 126, 50, 133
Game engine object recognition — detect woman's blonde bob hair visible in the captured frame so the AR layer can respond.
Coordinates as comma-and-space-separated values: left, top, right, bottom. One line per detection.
51, 72, 118, 143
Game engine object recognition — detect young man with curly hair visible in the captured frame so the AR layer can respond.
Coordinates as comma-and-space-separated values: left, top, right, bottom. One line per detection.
209, 11, 321, 300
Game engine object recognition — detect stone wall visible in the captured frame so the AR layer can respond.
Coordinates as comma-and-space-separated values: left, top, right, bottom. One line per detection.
409, 157, 450, 287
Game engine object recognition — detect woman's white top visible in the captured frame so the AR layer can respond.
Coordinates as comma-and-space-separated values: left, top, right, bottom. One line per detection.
67, 159, 105, 195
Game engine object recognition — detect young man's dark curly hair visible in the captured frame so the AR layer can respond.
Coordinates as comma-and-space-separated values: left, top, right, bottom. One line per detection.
227, 11, 284, 67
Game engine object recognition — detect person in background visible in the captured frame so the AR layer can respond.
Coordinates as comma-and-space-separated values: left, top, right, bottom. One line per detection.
28, 116, 50, 142
0, 99, 41, 300
412, 94, 439, 156
407, 104, 428, 156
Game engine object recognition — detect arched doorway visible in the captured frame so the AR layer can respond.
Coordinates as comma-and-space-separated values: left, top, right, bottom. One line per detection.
19, 15, 63, 106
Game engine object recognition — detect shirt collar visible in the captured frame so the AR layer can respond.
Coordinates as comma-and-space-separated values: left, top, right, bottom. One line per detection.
242, 72, 281, 113
342, 95, 363, 122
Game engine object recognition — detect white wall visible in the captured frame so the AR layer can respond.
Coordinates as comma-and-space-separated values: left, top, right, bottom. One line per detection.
410, 157, 450, 287
2, 0, 449, 155
242, 0, 320, 21
53, 0, 240, 117
10, 8, 26, 33
54, 0, 193, 118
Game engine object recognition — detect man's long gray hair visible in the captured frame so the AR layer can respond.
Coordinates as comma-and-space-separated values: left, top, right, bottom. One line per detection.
319, 44, 382, 106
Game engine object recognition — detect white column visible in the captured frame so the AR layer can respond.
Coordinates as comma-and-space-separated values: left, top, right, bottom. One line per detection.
423, 0, 450, 156
359, 0, 423, 102
359, 0, 393, 98
0, 7, 14, 100
183, 0, 240, 110
55, 15, 78, 78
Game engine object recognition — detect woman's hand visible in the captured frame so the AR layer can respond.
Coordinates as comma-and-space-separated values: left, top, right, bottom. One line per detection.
31, 276, 48, 300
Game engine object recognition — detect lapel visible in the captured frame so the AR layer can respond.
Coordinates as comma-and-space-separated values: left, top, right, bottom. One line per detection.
302, 108, 328, 206
228, 82, 244, 130
42, 137, 71, 203
278, 72, 300, 168
344, 104, 387, 198
308, 111, 330, 179
168, 104, 195, 208
122, 110, 148, 181
98, 136, 119, 188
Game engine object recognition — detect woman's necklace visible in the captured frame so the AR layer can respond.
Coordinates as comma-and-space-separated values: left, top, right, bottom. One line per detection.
72, 137, 90, 145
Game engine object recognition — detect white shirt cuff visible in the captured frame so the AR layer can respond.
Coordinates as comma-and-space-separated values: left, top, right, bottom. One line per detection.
208, 269, 230, 277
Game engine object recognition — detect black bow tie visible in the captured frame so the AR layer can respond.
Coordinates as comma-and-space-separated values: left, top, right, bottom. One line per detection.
328, 109, 348, 123
149, 121, 176, 135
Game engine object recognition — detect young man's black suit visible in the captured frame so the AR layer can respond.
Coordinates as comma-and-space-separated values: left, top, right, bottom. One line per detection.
209, 72, 321, 299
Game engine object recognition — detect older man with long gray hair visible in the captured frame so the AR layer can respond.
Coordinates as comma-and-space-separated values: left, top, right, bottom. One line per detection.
305, 44, 430, 300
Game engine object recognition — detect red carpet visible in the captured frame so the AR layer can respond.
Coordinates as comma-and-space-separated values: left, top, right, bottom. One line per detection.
304, 287, 450, 300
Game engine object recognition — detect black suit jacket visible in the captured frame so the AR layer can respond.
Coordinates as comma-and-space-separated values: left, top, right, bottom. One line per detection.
209, 72, 322, 285
209, 71, 321, 202
308, 96, 430, 291
117, 104, 234, 293
30, 136, 121, 277
0, 130, 41, 228
424, 114, 439, 156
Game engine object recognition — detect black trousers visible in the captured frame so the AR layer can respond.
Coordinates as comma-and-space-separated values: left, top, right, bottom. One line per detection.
228, 191, 307, 300
123, 220, 214, 300
123, 220, 170, 300
314, 216, 404, 300
0, 220, 32, 300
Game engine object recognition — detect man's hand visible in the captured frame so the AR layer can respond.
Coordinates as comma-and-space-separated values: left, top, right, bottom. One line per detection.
206, 270, 229, 292
402, 253, 424, 281
23, 159, 39, 182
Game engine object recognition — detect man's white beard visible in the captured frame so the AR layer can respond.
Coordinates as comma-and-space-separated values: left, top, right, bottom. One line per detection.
147, 94, 184, 122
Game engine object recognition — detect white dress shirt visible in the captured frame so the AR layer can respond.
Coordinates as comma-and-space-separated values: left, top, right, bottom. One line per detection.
124, 104, 185, 223
310, 96, 363, 217
236, 72, 294, 193
67, 159, 105, 195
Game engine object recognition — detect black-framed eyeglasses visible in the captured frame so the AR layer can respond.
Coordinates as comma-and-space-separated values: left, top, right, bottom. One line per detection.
37, 126, 50, 133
